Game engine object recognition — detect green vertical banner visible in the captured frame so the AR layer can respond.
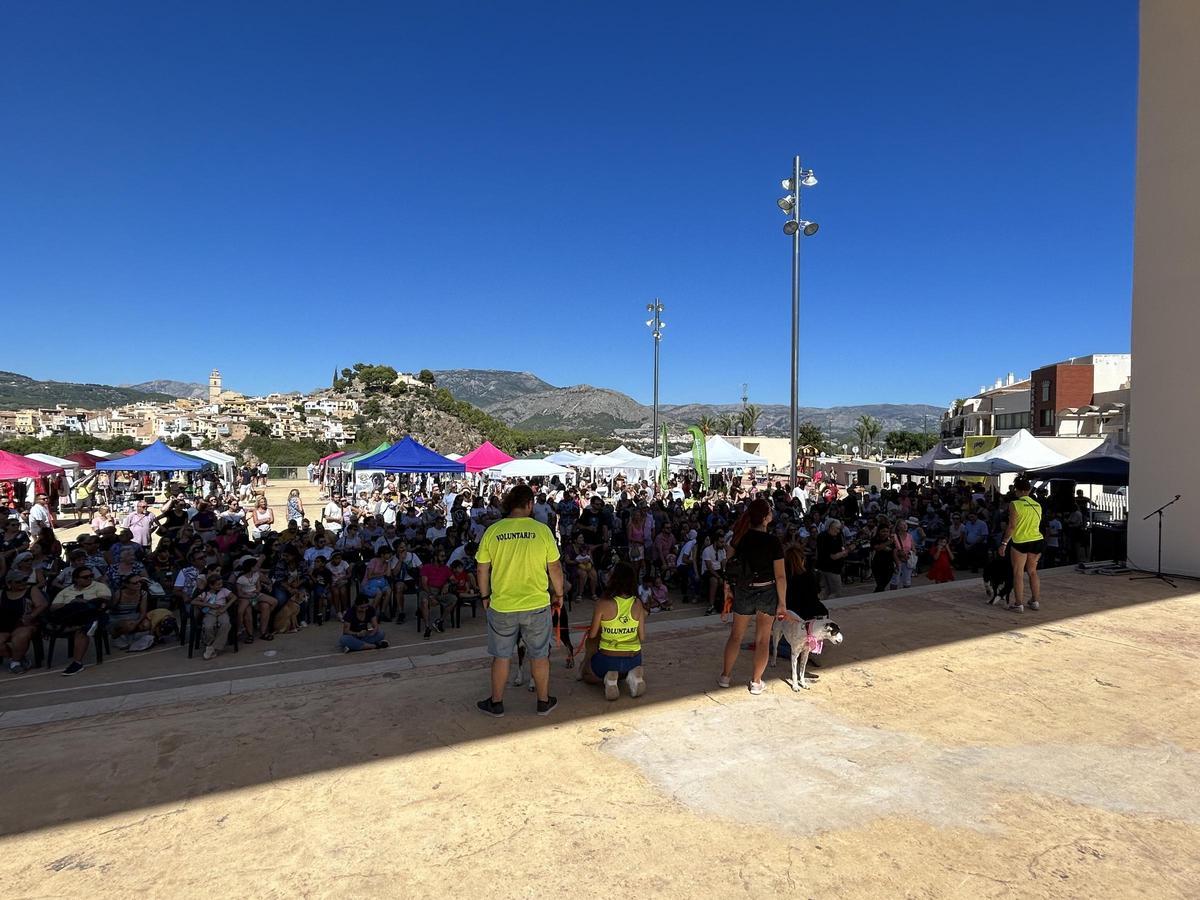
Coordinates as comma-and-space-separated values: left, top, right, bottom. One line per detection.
688, 425, 709, 490
658, 423, 670, 491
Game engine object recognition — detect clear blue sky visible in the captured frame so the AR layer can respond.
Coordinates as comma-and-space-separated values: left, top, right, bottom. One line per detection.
0, 1, 1137, 408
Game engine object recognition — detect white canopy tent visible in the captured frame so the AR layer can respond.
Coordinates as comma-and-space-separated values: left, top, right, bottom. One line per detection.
934, 429, 1069, 476
674, 435, 770, 470
590, 445, 656, 477
544, 450, 591, 466
486, 458, 572, 479
185, 449, 238, 483
26, 452, 80, 473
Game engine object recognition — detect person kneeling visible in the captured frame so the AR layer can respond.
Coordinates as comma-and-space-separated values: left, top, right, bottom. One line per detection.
582, 562, 646, 700
340, 597, 388, 652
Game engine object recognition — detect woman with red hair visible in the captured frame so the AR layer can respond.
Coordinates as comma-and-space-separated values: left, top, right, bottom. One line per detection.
718, 498, 787, 694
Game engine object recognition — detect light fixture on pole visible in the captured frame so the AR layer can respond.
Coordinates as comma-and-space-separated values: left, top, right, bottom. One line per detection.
646, 299, 665, 458
778, 155, 819, 489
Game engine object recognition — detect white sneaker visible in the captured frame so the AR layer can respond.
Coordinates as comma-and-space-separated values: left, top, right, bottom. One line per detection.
717, 674, 731, 689
1028, 600, 1040, 611
626, 667, 646, 698
603, 670, 619, 701
748, 680, 765, 695
202, 645, 216, 661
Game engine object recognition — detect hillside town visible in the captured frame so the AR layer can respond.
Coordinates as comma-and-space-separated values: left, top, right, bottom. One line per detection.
0, 369, 433, 450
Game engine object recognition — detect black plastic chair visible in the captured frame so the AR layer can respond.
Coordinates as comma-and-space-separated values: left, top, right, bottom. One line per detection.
39, 620, 111, 669
186, 605, 239, 659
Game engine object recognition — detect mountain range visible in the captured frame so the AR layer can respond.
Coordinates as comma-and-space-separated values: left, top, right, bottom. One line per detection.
0, 372, 175, 410
123, 380, 210, 400
433, 369, 942, 437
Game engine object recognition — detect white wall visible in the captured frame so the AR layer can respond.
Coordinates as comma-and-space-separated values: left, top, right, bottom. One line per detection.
1091, 354, 1132, 393
1129, 1, 1200, 577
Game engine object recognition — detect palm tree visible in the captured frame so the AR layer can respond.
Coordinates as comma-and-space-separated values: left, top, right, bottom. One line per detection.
741, 404, 762, 436
697, 414, 717, 436
716, 413, 736, 435
854, 414, 883, 457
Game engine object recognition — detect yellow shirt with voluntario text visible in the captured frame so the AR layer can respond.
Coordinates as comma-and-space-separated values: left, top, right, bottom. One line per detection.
599, 595, 642, 653
476, 516, 561, 613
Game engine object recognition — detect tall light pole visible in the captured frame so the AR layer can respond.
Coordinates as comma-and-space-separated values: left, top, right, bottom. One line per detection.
646, 300, 665, 457
778, 156, 819, 487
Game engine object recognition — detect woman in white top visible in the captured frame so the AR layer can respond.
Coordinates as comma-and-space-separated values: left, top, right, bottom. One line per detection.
251, 497, 275, 541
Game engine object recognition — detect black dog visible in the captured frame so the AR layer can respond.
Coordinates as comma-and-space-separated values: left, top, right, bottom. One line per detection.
983, 546, 1014, 606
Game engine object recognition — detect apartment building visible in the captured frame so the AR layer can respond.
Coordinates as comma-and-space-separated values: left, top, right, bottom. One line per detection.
1030, 354, 1131, 437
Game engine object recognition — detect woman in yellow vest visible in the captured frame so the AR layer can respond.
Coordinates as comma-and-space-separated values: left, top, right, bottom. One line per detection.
999, 476, 1044, 613
583, 562, 646, 700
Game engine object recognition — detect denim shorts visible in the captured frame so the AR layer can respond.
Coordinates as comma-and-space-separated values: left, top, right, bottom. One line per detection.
363, 577, 389, 598
589, 651, 643, 678
733, 583, 779, 617
487, 606, 552, 660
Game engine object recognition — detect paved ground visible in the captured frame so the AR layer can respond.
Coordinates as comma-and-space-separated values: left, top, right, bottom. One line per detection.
2, 567, 1197, 898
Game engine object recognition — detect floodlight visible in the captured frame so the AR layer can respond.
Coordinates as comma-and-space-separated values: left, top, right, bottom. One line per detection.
800, 172, 818, 187
799, 220, 819, 236
781, 178, 795, 191
783, 221, 799, 235
777, 195, 795, 212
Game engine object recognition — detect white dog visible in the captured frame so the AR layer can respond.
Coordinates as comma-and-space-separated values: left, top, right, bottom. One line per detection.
770, 614, 844, 691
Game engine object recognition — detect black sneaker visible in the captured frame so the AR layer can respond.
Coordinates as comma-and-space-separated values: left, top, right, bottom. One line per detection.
476, 698, 505, 717
536, 695, 559, 716
423, 627, 431, 639
376, 640, 389, 649
398, 613, 407, 624
434, 618, 445, 633
62, 661, 84, 677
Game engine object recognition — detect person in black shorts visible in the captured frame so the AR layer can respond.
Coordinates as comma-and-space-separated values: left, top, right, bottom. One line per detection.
718, 498, 787, 695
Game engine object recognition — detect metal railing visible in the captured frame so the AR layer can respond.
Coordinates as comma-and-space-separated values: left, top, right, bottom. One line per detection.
1091, 492, 1128, 521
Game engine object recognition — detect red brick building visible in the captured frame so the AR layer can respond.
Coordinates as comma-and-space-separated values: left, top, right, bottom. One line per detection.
1030, 359, 1099, 435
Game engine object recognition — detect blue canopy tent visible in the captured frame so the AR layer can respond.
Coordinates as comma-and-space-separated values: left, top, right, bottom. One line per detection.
352, 436, 465, 473
1029, 438, 1130, 486
96, 440, 209, 472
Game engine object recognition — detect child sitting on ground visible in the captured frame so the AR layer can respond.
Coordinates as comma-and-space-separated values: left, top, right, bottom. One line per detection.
651, 574, 671, 611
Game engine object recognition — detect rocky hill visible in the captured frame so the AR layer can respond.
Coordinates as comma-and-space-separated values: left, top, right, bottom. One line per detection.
434, 368, 941, 437
125, 379, 209, 400
0, 371, 175, 410
432, 370, 556, 408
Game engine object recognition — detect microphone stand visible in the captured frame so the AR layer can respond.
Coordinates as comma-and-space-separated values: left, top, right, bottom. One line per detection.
1131, 494, 1182, 587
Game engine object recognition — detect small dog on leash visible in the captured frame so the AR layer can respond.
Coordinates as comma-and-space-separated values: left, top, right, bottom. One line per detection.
983, 550, 1014, 606
770, 615, 843, 691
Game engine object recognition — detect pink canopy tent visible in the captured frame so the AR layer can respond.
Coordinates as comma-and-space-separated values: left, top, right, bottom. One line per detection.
0, 450, 65, 481
458, 441, 513, 473
318, 450, 346, 464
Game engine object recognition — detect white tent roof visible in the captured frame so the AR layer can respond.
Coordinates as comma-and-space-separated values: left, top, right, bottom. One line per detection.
26, 452, 80, 470
185, 449, 237, 479
675, 435, 770, 469
486, 458, 571, 478
591, 445, 656, 473
445, 453, 463, 460
935, 429, 1069, 475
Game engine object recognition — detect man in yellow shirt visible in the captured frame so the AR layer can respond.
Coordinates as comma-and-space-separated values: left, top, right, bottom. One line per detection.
475, 484, 564, 717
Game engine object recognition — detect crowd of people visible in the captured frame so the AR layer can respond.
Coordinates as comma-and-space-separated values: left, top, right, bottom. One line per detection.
0, 457, 1086, 692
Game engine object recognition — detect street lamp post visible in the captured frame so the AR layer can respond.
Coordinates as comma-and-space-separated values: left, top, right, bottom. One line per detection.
778, 156, 819, 488
646, 300, 665, 458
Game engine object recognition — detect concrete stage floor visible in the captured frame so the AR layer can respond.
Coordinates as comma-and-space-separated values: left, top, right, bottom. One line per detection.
2, 568, 1197, 898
